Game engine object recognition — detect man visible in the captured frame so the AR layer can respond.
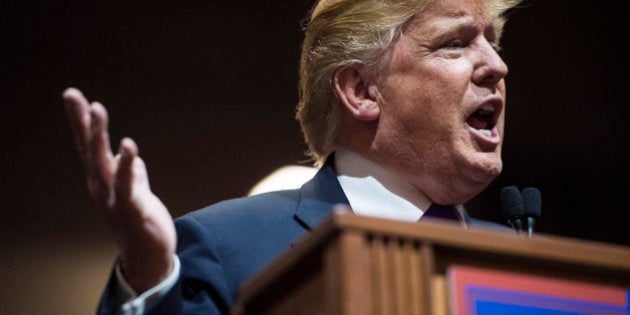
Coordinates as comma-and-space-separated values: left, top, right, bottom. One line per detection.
63, 0, 522, 313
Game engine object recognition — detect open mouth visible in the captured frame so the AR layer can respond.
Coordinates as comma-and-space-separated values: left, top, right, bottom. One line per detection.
466, 102, 499, 137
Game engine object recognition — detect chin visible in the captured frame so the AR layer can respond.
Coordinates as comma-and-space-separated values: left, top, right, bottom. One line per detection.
462, 157, 503, 185
474, 164, 502, 183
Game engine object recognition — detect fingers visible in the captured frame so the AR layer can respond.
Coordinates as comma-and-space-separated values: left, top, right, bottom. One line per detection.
89, 102, 115, 188
63, 88, 115, 169
115, 137, 141, 203
63, 88, 92, 165
63, 87, 116, 208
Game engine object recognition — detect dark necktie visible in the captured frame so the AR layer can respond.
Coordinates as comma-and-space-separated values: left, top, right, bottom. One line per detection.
422, 203, 461, 222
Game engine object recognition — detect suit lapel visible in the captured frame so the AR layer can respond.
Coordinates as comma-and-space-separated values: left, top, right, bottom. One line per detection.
294, 154, 350, 230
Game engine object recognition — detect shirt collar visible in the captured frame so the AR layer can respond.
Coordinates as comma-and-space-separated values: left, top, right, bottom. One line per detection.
334, 146, 433, 222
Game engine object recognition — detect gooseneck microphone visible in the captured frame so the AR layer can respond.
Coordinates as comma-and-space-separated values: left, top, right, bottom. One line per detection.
500, 186, 542, 237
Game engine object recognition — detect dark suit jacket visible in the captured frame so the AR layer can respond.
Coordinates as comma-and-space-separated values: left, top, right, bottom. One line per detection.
97, 156, 508, 315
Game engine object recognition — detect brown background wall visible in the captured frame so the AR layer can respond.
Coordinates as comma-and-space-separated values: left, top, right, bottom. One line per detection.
1, 0, 628, 314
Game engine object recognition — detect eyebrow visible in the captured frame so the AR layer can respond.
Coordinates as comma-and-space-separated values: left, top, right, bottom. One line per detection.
425, 13, 496, 42
432, 15, 476, 35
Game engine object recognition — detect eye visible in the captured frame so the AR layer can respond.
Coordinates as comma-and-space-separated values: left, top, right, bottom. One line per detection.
436, 39, 466, 58
444, 40, 464, 49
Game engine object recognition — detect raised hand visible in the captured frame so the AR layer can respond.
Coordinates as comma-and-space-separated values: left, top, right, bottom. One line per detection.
63, 88, 176, 293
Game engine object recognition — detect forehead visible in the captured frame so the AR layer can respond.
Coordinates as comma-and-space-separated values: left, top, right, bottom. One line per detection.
408, 0, 493, 32
422, 0, 491, 16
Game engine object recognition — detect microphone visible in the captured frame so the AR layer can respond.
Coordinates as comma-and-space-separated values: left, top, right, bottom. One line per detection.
500, 185, 542, 237
521, 187, 542, 237
500, 185, 525, 232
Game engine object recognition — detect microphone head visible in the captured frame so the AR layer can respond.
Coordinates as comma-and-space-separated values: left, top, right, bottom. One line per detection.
500, 185, 524, 220
521, 187, 542, 219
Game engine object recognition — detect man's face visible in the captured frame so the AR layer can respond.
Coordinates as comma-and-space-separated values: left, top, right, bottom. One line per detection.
371, 0, 507, 204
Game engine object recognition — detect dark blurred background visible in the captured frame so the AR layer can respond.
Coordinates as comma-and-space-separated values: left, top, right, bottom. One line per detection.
1, 0, 628, 314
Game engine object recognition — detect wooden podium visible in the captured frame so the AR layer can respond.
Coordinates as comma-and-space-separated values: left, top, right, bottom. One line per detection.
231, 211, 630, 315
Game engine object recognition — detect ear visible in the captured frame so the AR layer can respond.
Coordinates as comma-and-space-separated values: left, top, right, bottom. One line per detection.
333, 64, 380, 121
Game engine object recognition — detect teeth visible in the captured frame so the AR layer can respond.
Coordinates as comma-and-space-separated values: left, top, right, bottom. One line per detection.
479, 129, 492, 137
479, 103, 494, 113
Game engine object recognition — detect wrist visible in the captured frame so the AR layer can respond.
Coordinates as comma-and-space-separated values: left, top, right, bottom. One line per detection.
120, 251, 173, 293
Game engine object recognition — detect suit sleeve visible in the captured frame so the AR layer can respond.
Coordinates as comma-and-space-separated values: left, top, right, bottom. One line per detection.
147, 214, 233, 314
97, 215, 233, 315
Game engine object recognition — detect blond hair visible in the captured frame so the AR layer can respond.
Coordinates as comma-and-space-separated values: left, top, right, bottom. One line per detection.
296, 0, 523, 166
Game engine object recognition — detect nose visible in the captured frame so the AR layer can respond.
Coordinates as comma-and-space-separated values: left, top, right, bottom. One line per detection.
472, 38, 508, 85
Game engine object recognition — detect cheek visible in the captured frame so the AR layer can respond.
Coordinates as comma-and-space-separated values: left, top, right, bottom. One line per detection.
376, 60, 470, 135
378, 80, 463, 142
